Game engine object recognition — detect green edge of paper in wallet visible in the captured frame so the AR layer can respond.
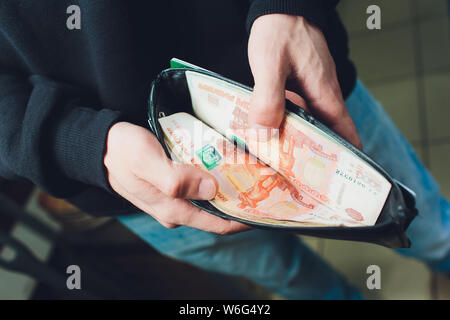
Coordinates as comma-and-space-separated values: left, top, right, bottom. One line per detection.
147, 58, 418, 248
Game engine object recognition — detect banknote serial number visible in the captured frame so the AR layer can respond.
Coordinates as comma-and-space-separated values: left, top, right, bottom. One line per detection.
335, 169, 366, 189
178, 304, 271, 317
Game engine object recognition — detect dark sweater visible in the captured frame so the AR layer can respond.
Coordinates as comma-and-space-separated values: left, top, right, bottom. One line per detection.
0, 0, 356, 216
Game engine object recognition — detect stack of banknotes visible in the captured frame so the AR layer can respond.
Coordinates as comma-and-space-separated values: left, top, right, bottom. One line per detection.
158, 71, 392, 227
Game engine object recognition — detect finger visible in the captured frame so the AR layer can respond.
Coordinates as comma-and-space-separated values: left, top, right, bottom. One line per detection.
148, 161, 218, 200
285, 90, 310, 113
249, 61, 288, 130
329, 111, 362, 150
158, 198, 252, 235
133, 138, 219, 200
111, 146, 250, 235
308, 83, 362, 149
158, 221, 180, 229
119, 178, 250, 235
108, 175, 179, 230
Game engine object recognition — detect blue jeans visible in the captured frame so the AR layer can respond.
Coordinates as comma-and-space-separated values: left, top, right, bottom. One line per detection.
118, 80, 450, 299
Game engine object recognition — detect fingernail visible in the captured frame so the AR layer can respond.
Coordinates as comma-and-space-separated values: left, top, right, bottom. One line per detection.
199, 179, 217, 200
252, 124, 277, 142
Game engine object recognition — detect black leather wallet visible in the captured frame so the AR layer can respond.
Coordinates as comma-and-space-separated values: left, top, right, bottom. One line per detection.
148, 67, 418, 248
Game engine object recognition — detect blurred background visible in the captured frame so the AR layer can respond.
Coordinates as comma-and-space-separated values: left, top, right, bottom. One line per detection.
0, 0, 449, 299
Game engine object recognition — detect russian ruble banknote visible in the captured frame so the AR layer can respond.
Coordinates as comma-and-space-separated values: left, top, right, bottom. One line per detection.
157, 71, 392, 227
160, 112, 362, 227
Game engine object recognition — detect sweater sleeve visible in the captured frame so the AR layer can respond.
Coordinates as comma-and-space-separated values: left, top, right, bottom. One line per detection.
246, 0, 339, 32
0, 69, 123, 198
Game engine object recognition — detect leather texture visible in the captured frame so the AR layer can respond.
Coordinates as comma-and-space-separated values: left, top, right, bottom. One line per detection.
148, 68, 418, 248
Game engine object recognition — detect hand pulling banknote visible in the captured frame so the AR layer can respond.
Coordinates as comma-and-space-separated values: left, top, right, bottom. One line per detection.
157, 71, 392, 227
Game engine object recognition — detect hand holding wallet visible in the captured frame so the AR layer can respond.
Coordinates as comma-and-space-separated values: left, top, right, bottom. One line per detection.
147, 60, 418, 248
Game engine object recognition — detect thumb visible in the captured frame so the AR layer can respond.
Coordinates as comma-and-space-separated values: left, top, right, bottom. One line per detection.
309, 84, 362, 150
136, 142, 218, 200
248, 66, 287, 130
151, 160, 218, 200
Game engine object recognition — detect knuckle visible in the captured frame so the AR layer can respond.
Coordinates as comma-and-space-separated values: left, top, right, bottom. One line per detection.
217, 229, 230, 235
163, 206, 182, 223
103, 154, 113, 170
156, 210, 180, 228
165, 223, 178, 229
160, 221, 178, 229
215, 223, 233, 235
